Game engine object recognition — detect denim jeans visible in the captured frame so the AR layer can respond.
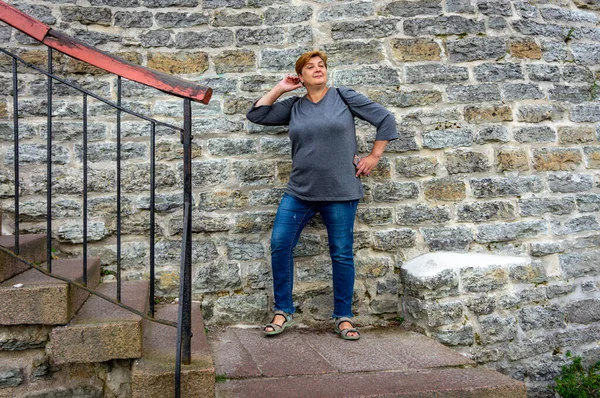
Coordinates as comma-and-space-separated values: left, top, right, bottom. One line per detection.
270, 193, 359, 318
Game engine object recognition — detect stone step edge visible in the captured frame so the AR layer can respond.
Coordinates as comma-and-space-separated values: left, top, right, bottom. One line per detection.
131, 304, 215, 398
216, 367, 527, 398
0, 258, 102, 325
47, 279, 149, 365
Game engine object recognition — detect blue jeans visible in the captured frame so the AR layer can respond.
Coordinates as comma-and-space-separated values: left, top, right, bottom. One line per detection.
270, 193, 359, 318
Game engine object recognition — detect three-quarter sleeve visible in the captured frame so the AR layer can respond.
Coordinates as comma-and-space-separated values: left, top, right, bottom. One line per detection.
246, 96, 299, 126
338, 86, 398, 141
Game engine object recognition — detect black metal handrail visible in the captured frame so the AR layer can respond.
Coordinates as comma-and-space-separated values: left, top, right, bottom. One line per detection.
1, 20, 205, 396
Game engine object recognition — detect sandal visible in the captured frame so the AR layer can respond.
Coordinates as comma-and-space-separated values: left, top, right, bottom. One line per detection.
334, 317, 361, 341
263, 310, 294, 336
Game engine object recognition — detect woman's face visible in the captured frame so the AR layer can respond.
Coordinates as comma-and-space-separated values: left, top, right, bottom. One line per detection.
300, 56, 327, 87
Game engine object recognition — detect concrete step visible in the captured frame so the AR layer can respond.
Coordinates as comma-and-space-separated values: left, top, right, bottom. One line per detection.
0, 257, 101, 325
209, 327, 527, 398
47, 280, 148, 365
0, 234, 46, 283
132, 303, 215, 398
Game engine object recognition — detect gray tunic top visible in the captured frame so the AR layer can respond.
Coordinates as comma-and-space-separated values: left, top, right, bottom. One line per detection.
246, 86, 398, 201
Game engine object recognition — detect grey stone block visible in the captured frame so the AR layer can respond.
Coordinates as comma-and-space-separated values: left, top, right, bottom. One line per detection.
233, 211, 276, 233
155, 12, 209, 28
470, 176, 543, 198
323, 40, 384, 66
404, 16, 484, 36
140, 30, 174, 48
475, 125, 510, 144
226, 240, 265, 261
446, 150, 490, 174
404, 297, 463, 327
518, 197, 576, 216
401, 267, 459, 300
479, 315, 516, 344
447, 37, 506, 62
560, 250, 600, 279
476, 220, 547, 243
332, 19, 397, 39
207, 138, 257, 156
249, 188, 285, 207
212, 10, 261, 27
566, 299, 600, 324
503, 84, 544, 101
517, 104, 564, 123
144, 0, 197, 6
457, 201, 516, 222
367, 89, 442, 108
193, 259, 241, 293
421, 227, 473, 251
373, 228, 417, 251
436, 325, 474, 346
214, 294, 268, 323
264, 5, 312, 25
461, 265, 508, 292
372, 182, 419, 202
541, 39, 568, 62
511, 19, 571, 38
114, 11, 153, 28
549, 85, 592, 104
0, 367, 24, 387
232, 160, 275, 186
488, 16, 507, 30
515, 1, 538, 18
318, 2, 373, 21
175, 29, 234, 48
576, 194, 600, 212
260, 47, 310, 71
551, 215, 600, 236
191, 160, 229, 187
473, 63, 523, 82
396, 155, 438, 177
477, 0, 512, 16
356, 207, 394, 225
541, 7, 599, 23
518, 305, 566, 332
333, 66, 401, 87
446, 0, 475, 13
467, 296, 496, 315
562, 65, 594, 83
548, 173, 594, 193
384, 0, 442, 17
396, 204, 450, 225
405, 64, 468, 84
61, 6, 112, 25
422, 129, 472, 149
571, 104, 600, 123
447, 84, 500, 103
526, 64, 560, 82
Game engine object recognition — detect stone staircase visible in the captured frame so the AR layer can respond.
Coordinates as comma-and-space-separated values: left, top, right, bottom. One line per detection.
1, 235, 528, 397
0, 234, 214, 398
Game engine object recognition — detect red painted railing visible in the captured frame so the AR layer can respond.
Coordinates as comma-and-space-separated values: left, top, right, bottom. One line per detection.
0, 0, 212, 104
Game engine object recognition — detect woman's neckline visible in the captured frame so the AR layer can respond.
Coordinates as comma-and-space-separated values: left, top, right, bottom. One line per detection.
304, 87, 330, 105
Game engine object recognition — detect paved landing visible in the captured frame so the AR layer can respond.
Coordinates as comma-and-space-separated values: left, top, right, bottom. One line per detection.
208, 326, 526, 398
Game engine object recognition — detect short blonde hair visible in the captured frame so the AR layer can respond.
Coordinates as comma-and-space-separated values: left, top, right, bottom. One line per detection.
295, 50, 328, 76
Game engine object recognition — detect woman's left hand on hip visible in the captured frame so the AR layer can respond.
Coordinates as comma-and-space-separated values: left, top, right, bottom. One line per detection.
355, 154, 380, 177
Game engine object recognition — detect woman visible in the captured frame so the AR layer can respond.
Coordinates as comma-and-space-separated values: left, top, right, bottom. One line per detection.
246, 50, 398, 340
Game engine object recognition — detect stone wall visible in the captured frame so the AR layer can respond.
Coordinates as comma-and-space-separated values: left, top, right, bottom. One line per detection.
0, 0, 599, 360
402, 252, 600, 397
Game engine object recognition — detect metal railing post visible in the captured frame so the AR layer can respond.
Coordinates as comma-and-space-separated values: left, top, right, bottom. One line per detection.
46, 48, 52, 272
12, 58, 19, 254
175, 98, 193, 398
